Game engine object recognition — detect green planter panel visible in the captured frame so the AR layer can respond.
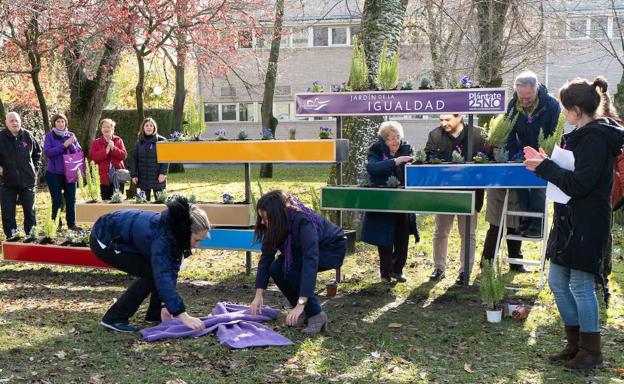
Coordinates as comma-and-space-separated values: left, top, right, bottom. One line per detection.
321, 187, 474, 215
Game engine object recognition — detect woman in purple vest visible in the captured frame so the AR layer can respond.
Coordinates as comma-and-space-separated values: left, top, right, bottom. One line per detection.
43, 113, 82, 231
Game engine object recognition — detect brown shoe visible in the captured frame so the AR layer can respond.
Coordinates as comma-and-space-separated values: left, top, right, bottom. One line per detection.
564, 332, 603, 371
302, 311, 328, 335
547, 325, 579, 363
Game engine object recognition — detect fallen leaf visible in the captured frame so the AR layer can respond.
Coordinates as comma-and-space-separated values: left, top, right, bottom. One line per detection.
388, 323, 403, 329
464, 363, 474, 373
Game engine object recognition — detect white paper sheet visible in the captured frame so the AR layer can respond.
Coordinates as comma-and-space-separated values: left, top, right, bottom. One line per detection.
546, 145, 575, 204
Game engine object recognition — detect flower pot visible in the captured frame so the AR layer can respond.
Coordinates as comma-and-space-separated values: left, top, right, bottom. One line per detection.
326, 281, 337, 297
486, 309, 503, 323
507, 304, 519, 317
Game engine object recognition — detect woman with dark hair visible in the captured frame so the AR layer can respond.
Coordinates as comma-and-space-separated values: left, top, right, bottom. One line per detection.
90, 196, 211, 333
43, 113, 82, 231
249, 190, 346, 335
131, 117, 169, 201
524, 76, 624, 371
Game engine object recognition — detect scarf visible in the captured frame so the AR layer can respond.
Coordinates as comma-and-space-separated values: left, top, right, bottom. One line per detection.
278, 196, 324, 274
53, 127, 69, 137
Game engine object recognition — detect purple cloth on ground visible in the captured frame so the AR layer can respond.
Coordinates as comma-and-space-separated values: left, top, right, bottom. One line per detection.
140, 302, 293, 348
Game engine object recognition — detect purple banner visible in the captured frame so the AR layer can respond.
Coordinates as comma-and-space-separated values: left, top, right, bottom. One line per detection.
295, 88, 507, 116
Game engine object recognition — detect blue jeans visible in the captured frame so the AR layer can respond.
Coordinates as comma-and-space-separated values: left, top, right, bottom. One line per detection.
0, 185, 36, 237
548, 262, 599, 332
45, 171, 77, 228
516, 188, 546, 231
269, 256, 322, 318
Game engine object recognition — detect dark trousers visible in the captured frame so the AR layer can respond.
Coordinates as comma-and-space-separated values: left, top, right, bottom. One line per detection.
377, 213, 409, 278
45, 171, 77, 228
516, 188, 546, 231
100, 183, 125, 201
90, 233, 161, 323
141, 188, 163, 201
1, 185, 36, 237
481, 224, 523, 261
269, 256, 322, 318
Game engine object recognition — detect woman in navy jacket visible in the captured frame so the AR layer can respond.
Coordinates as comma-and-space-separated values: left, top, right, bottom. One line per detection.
90, 195, 210, 333
249, 190, 346, 335
361, 121, 416, 284
131, 117, 169, 201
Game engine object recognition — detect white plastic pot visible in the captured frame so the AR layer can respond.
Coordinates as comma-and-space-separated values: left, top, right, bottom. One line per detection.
507, 304, 519, 317
486, 309, 503, 323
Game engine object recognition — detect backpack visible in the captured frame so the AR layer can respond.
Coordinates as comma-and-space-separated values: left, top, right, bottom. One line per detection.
611, 149, 624, 211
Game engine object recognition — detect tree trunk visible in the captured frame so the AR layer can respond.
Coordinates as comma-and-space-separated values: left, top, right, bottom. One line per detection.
259, 0, 285, 179
0, 96, 6, 123
475, 0, 511, 126
65, 38, 123, 151
28, 59, 50, 132
171, 41, 186, 133
135, 51, 146, 124
360, 0, 408, 89
330, 0, 408, 230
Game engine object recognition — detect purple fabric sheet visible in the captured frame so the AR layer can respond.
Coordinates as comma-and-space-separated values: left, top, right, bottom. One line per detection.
140, 302, 293, 348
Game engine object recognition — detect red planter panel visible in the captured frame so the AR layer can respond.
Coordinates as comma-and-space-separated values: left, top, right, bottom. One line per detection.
2, 242, 111, 268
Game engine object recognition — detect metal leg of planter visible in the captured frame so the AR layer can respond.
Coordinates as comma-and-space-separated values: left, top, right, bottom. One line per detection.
246, 251, 252, 276
463, 114, 475, 288
245, 163, 252, 276
335, 116, 343, 284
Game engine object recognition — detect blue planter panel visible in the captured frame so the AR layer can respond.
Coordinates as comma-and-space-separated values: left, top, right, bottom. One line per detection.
199, 229, 261, 252
405, 164, 547, 189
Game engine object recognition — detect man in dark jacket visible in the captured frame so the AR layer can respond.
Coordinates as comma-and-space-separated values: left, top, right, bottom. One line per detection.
0, 112, 42, 237
506, 71, 561, 238
424, 114, 487, 285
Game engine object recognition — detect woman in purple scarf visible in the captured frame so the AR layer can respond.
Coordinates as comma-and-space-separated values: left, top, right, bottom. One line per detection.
43, 113, 82, 231
249, 190, 346, 335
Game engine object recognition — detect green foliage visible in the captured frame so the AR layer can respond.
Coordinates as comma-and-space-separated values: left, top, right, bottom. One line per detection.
78, 160, 101, 203
288, 128, 296, 140
309, 187, 329, 219
76, 230, 90, 245
185, 97, 206, 139
27, 226, 38, 239
10, 228, 25, 240
40, 205, 60, 240
64, 231, 77, 244
473, 153, 490, 163
376, 42, 400, 90
386, 175, 400, 188
318, 126, 333, 139
189, 193, 198, 204
430, 157, 442, 164
401, 76, 416, 90
487, 113, 517, 148
413, 148, 426, 163
154, 190, 168, 204
451, 150, 465, 163
419, 76, 433, 90
480, 259, 506, 310
135, 190, 147, 204
110, 191, 124, 203
348, 36, 369, 91
237, 130, 248, 140
538, 113, 565, 156
493, 148, 509, 163
308, 81, 324, 93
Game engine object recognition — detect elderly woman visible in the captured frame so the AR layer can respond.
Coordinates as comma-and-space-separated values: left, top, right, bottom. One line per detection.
361, 121, 416, 284
89, 118, 128, 200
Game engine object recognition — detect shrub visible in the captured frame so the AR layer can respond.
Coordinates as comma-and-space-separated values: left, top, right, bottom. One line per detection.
348, 36, 368, 91
538, 113, 565, 156
376, 42, 399, 90
413, 148, 426, 163
480, 259, 506, 310
78, 160, 100, 203
451, 150, 465, 163
386, 175, 400, 188
40, 205, 60, 241
487, 114, 517, 149
237, 130, 248, 140
110, 191, 124, 203
154, 190, 168, 204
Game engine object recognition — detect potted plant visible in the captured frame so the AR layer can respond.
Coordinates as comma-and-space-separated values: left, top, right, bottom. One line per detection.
319, 126, 333, 139
451, 150, 465, 163
288, 128, 296, 140
486, 114, 517, 162
480, 259, 506, 323
214, 129, 228, 141
237, 130, 248, 141
413, 148, 426, 164
472, 151, 490, 163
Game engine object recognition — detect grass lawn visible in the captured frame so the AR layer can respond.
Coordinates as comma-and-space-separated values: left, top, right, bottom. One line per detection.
1, 165, 623, 383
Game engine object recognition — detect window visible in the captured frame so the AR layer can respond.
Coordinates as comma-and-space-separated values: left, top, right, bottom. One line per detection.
221, 87, 236, 97
238, 30, 253, 48
568, 18, 588, 38
239, 103, 254, 122
590, 16, 609, 38
275, 85, 291, 96
291, 27, 309, 47
313, 27, 328, 46
204, 104, 218, 122
273, 102, 291, 121
257, 28, 273, 48
331, 27, 348, 45
221, 104, 237, 121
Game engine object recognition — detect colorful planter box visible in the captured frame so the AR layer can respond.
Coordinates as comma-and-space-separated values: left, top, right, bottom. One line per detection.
199, 229, 261, 252
75, 202, 252, 227
1, 242, 111, 268
156, 139, 349, 163
321, 186, 475, 215
405, 163, 547, 189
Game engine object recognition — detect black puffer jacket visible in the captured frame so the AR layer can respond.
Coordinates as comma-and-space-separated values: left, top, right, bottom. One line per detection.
131, 134, 169, 190
536, 118, 624, 276
0, 128, 42, 189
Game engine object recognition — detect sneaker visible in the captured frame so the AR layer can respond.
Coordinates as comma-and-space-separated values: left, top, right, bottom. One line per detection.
429, 268, 445, 281
455, 272, 466, 286
391, 273, 407, 283
100, 320, 138, 333
380, 276, 393, 285
510, 264, 529, 273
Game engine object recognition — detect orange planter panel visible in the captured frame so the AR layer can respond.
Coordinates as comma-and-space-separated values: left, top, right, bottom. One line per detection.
157, 140, 346, 163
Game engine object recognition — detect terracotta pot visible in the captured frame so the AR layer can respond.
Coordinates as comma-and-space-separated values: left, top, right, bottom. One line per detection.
326, 282, 337, 297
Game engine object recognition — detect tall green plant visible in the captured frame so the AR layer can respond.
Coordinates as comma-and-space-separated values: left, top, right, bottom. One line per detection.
538, 113, 565, 156
78, 160, 101, 202
40, 205, 60, 240
184, 96, 206, 139
309, 187, 329, 219
487, 113, 517, 148
348, 37, 369, 91
376, 42, 399, 90
480, 259, 506, 310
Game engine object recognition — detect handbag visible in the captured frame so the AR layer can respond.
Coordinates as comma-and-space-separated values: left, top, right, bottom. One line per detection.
108, 162, 131, 190
63, 150, 86, 183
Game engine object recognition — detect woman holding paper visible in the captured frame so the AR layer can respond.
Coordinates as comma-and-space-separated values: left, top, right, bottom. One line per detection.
524, 76, 624, 371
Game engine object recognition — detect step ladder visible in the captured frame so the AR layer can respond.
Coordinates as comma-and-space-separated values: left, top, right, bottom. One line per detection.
493, 189, 549, 289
